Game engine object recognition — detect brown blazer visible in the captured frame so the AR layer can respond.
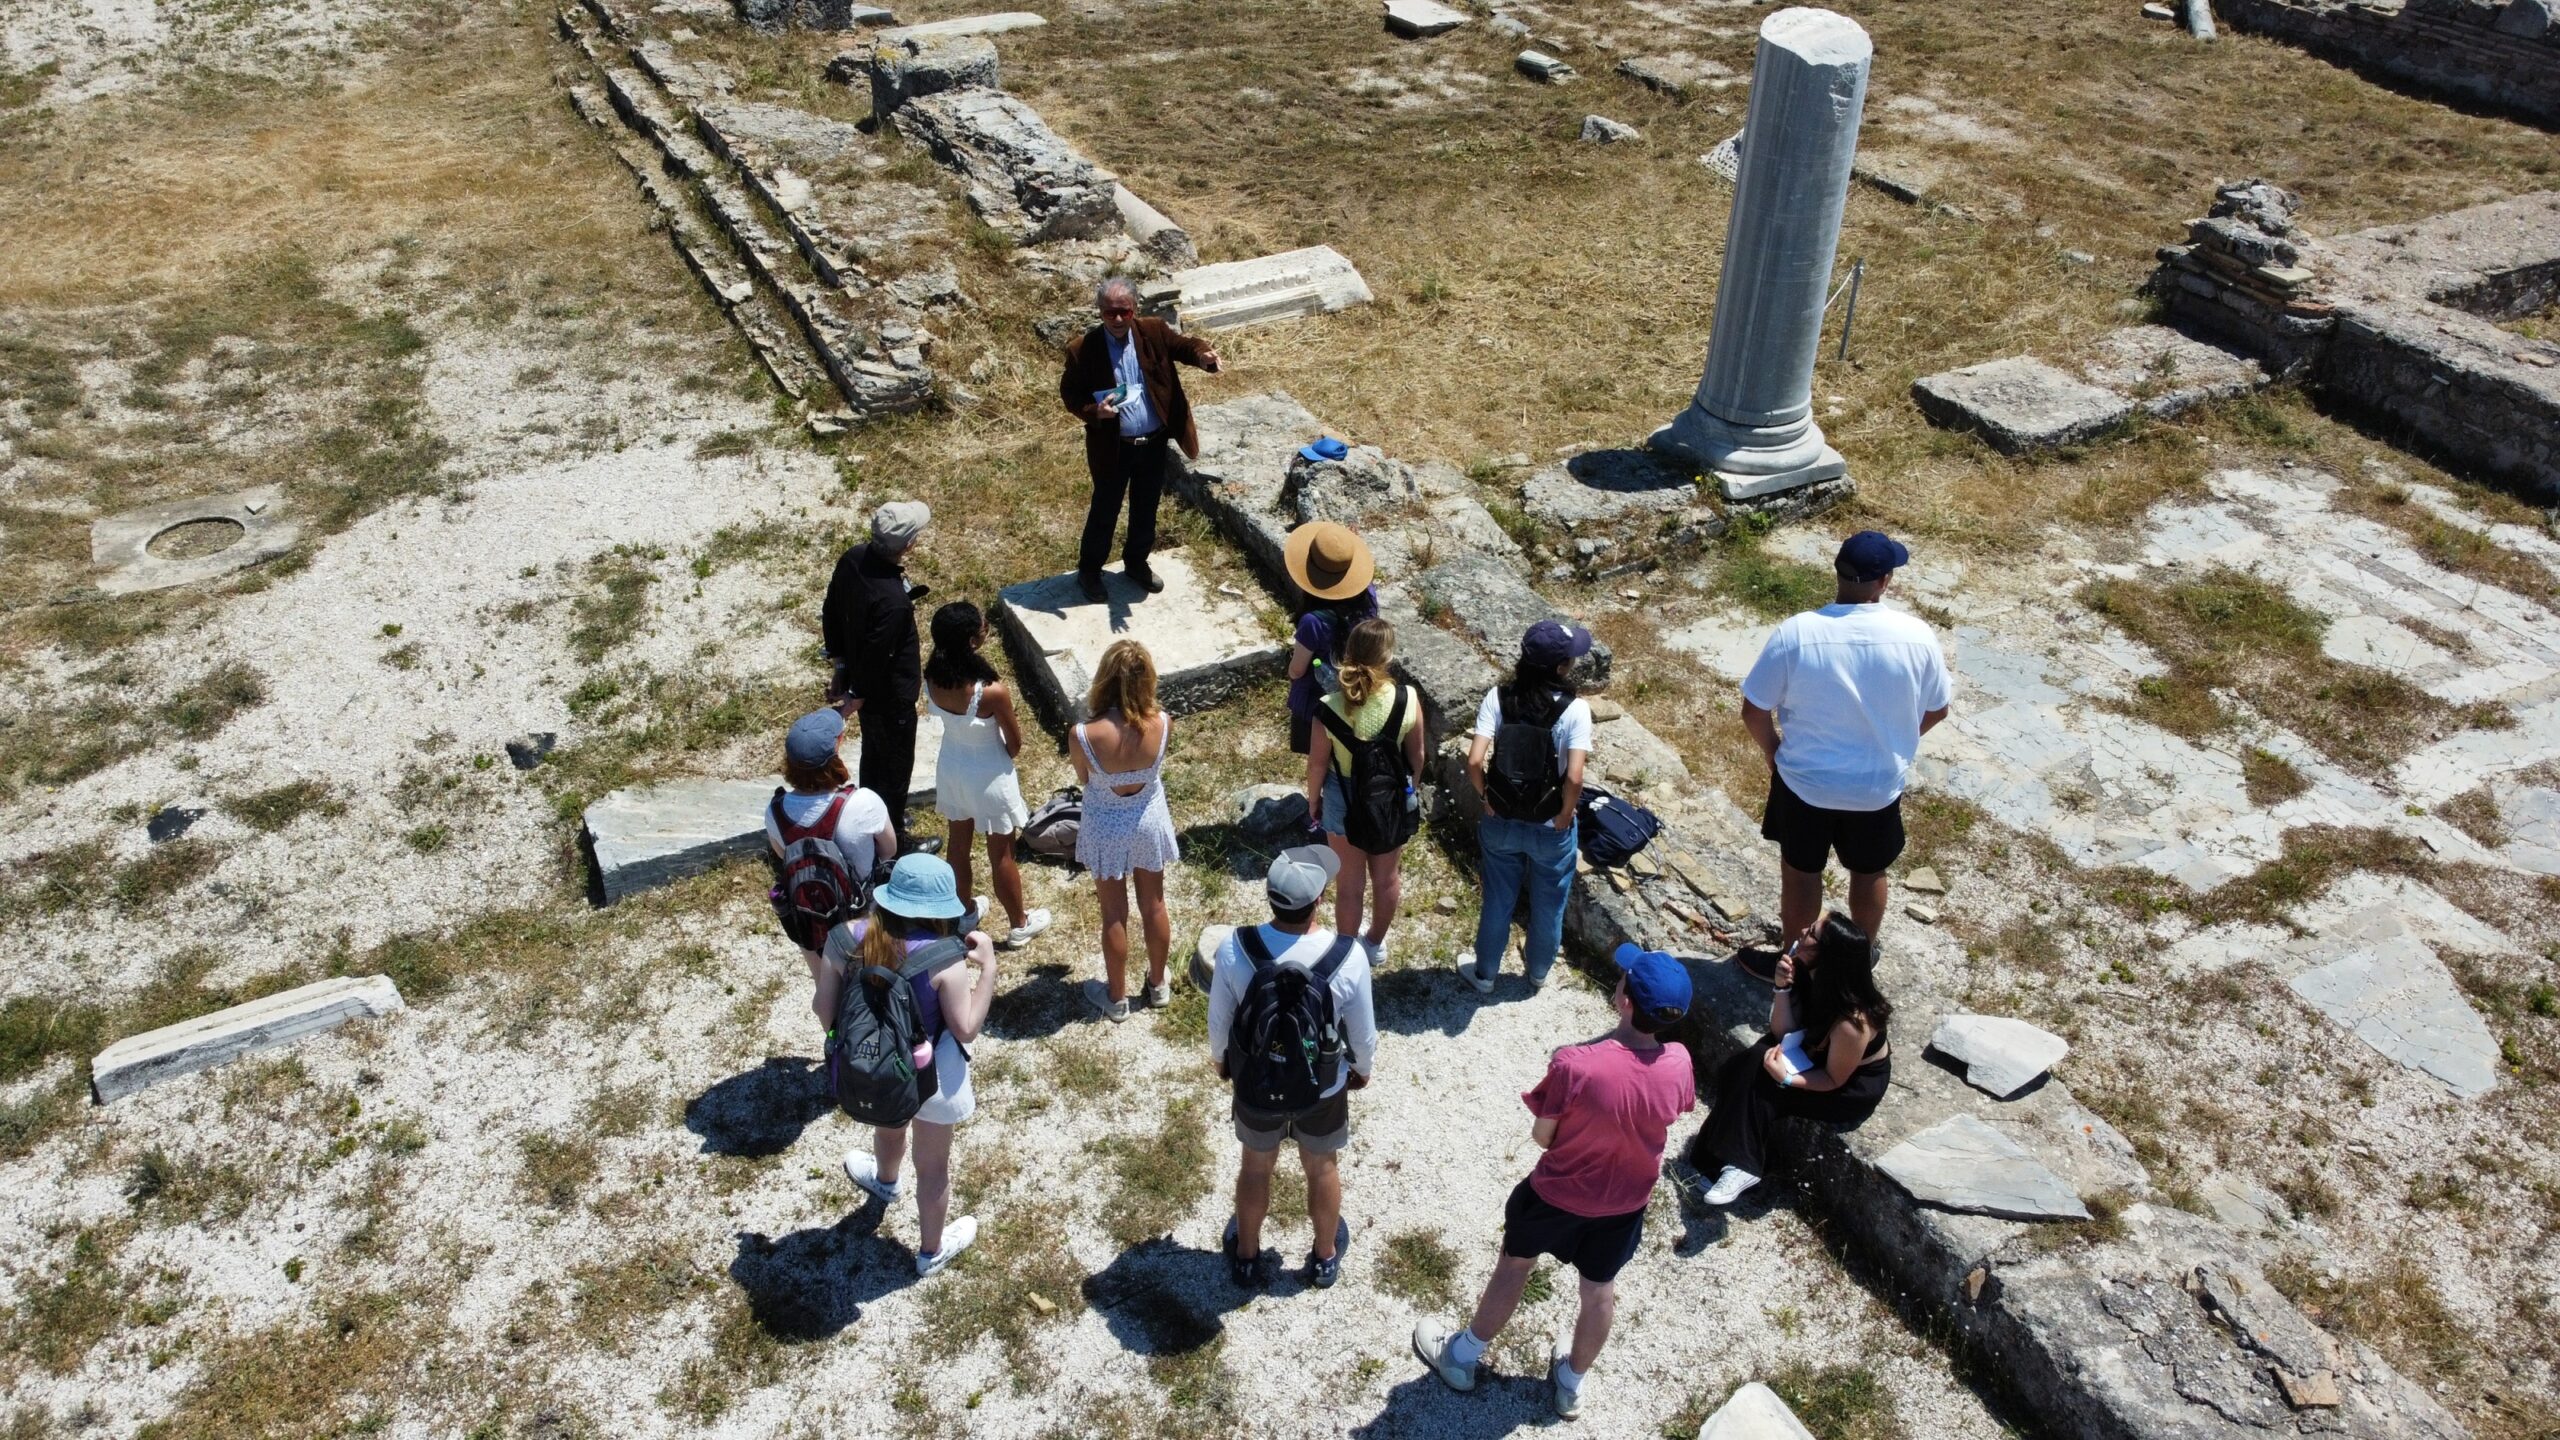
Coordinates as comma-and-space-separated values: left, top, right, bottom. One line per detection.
1059, 317, 1213, 468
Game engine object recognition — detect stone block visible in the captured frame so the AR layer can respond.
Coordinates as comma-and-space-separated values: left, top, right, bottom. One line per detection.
892, 87, 1118, 245
91, 484, 302, 596
1517, 49, 1577, 82
2288, 940, 2498, 1097
1164, 246, 1374, 332
1417, 550, 1611, 688
585, 753, 938, 905
1113, 184, 1197, 268
2076, 324, 2268, 419
1697, 1382, 1818, 1440
1283, 445, 1421, 525
1383, 0, 1468, 36
1522, 448, 1707, 532
1910, 356, 2136, 454
1927, 1013, 2070, 1099
994, 554, 1289, 729
867, 33, 998, 121
1381, 594, 1501, 742
1580, 114, 1640, 143
1875, 1113, 2091, 1220
875, 10, 1045, 41
92, 976, 405, 1103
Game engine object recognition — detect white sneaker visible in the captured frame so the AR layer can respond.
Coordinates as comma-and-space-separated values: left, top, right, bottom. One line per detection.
1454, 959, 1495, 995
916, 1215, 976, 1277
1411, 1318, 1478, 1393
1550, 1343, 1583, 1420
1145, 981, 1172, 1009
1363, 937, 1390, 966
998, 909, 1052, 950
1081, 978, 1129, 1023
843, 1151, 902, 1204
1703, 1166, 1761, 1206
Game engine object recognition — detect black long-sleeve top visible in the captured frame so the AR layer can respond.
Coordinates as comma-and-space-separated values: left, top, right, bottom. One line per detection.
820, 541, 920, 705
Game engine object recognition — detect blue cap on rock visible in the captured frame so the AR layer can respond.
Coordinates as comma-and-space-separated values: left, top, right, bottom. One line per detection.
1297, 435, 1350, 463
786, 709, 846, 768
1613, 942, 1693, 1020
1837, 530, 1911, 582
876, 853, 968, 920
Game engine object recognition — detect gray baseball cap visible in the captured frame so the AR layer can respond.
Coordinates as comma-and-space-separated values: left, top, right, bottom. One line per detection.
1266, 844, 1341, 910
785, 708, 846, 768
872, 500, 930, 549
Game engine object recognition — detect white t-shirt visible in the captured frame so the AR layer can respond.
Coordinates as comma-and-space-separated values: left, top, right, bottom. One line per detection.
1473, 687, 1595, 769
1741, 604, 1953, 813
1206, 925, 1378, 1099
764, 785, 892, 877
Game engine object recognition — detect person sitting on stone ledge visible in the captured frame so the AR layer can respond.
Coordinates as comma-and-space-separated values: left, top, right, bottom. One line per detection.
1069, 639, 1181, 1021
1282, 517, 1380, 759
1684, 912, 1894, 1207
1058, 276, 1221, 605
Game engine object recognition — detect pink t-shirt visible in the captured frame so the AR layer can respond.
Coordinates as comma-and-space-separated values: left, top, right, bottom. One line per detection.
1522, 1037, 1698, 1218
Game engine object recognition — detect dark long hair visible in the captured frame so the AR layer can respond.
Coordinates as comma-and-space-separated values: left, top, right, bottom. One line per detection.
924, 601, 999, 691
1502, 657, 1577, 725
1796, 913, 1891, 1045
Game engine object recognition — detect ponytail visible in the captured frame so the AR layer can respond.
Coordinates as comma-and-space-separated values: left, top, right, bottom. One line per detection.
1338, 618, 1395, 708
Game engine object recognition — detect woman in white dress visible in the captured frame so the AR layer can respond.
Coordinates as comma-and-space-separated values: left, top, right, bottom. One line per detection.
1068, 640, 1180, 1022
925, 602, 1050, 950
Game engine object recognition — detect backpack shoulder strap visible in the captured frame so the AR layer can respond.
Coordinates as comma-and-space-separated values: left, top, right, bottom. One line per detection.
814, 786, 853, 836
1311, 934, 1360, 984
1311, 697, 1359, 749
1384, 685, 1409, 741
1237, 924, 1276, 971
898, 935, 971, 980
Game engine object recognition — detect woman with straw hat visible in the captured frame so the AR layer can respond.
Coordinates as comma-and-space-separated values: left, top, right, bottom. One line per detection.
1282, 518, 1381, 759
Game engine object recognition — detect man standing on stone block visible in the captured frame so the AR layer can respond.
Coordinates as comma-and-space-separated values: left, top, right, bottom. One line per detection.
1738, 531, 1949, 965
822, 500, 936, 850
1059, 276, 1221, 605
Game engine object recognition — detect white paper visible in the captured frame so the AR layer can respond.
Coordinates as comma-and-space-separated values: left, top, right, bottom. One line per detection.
1776, 1029, 1815, 1078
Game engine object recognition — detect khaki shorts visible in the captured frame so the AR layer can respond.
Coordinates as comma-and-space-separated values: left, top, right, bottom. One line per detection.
1233, 1087, 1352, 1154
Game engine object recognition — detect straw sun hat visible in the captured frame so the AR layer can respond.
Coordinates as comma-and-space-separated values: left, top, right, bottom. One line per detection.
1283, 521, 1374, 602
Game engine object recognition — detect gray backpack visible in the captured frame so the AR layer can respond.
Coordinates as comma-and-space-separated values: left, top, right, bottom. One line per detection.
1021, 786, 1082, 864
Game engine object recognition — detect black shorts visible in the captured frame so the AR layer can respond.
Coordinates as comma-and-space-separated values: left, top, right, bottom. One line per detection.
1289, 709, 1313, 756
1761, 773, 1905, 876
1500, 1178, 1645, 1284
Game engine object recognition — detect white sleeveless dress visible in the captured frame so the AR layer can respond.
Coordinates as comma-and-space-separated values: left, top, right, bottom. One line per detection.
930, 682, 1031, 834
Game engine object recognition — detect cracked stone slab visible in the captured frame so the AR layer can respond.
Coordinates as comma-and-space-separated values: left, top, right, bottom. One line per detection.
1928, 1014, 2070, 1099
584, 748, 939, 904
91, 484, 303, 595
2288, 938, 2499, 1098
1383, 0, 1468, 36
874, 9, 1044, 41
1697, 1382, 1817, 1439
1876, 1113, 2091, 1220
93, 976, 405, 1102
1911, 355, 2136, 454
993, 553, 1288, 729
2494, 782, 2560, 875
2076, 324, 2268, 419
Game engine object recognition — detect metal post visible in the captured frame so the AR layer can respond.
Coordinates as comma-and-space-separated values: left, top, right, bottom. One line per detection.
1837, 257, 1864, 363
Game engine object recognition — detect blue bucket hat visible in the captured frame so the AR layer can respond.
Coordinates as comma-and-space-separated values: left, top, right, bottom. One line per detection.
875, 853, 967, 920
1613, 942, 1693, 1022
1297, 435, 1350, 464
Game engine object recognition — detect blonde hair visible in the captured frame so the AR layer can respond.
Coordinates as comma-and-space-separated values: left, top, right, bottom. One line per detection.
859, 907, 950, 976
1338, 618, 1395, 708
1086, 640, 1161, 722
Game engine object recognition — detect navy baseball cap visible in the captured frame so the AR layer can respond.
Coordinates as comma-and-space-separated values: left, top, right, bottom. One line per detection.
785, 709, 845, 768
1837, 530, 1910, 582
1521, 618, 1594, 669
1613, 943, 1693, 1020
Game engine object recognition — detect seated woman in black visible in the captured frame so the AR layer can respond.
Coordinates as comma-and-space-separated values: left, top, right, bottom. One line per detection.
1687, 912, 1892, 1206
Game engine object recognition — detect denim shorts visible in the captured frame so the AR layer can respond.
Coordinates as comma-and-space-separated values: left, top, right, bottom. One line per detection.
1318, 772, 1349, 838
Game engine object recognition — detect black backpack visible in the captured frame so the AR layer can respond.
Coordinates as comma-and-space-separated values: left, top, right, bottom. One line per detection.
769, 788, 870, 950
1576, 784, 1662, 868
1484, 683, 1569, 823
1312, 685, 1419, 855
1225, 928, 1359, 1116
826, 934, 969, 1127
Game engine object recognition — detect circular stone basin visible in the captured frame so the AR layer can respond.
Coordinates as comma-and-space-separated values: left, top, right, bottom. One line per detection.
147, 516, 248, 561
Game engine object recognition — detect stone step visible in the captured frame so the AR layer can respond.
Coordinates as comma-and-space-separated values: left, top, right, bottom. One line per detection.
992, 555, 1289, 730
92, 976, 406, 1103
584, 741, 941, 904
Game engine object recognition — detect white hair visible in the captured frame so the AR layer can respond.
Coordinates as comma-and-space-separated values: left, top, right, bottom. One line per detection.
1095, 276, 1138, 309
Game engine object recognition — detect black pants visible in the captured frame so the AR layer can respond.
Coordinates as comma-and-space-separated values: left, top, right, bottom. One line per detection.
858, 704, 919, 839
1079, 431, 1170, 578
1686, 1037, 1888, 1178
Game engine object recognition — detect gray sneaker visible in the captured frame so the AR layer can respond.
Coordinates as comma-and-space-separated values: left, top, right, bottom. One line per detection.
1453, 959, 1495, 995
1081, 978, 1129, 1023
1145, 981, 1172, 1009
1411, 1318, 1478, 1393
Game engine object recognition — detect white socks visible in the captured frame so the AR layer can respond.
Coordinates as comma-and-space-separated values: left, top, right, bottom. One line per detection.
1449, 1329, 1489, 1369
1556, 1357, 1586, 1393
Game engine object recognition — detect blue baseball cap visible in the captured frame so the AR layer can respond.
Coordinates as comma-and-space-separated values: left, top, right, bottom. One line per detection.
1521, 618, 1594, 669
1613, 942, 1693, 1020
1297, 436, 1350, 463
786, 709, 845, 768
875, 853, 967, 920
1837, 530, 1910, 582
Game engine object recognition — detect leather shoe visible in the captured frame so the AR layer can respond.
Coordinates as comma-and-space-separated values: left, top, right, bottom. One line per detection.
1125, 564, 1166, 594
900, 836, 945, 857
1077, 571, 1108, 604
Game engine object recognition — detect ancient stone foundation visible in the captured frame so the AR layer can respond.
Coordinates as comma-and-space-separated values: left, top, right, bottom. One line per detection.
2213, 0, 2560, 127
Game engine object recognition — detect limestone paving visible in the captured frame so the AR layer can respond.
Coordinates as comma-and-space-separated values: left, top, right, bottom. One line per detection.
992, 554, 1289, 728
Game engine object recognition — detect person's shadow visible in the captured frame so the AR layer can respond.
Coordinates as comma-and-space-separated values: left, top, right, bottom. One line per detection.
727, 1200, 916, 1341
1081, 1236, 1291, 1357
983, 959, 1083, 1041
684, 1056, 833, 1157
1349, 1370, 1554, 1438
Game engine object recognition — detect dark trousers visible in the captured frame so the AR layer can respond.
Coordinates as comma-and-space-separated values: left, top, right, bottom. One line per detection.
858, 704, 919, 838
1079, 431, 1170, 578
1686, 1037, 1889, 1178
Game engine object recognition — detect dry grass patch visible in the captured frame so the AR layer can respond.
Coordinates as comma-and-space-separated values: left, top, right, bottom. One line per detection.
134, 1290, 423, 1440
1374, 1226, 1462, 1311
2435, 787, 2506, 850
2239, 746, 2309, 807
1090, 1094, 1216, 1248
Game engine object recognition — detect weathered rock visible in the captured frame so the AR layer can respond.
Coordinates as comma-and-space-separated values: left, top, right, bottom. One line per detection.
2209, 178, 2300, 236
1517, 49, 1576, 82
994, 555, 1289, 728
92, 976, 405, 1103
2196, 1261, 2341, 1379
2197, 1174, 2290, 1235
892, 87, 1119, 245
1383, 0, 1468, 36
1190, 922, 1231, 992
1697, 1382, 1818, 1440
1904, 864, 1945, 893
1284, 446, 1421, 525
1521, 448, 1710, 537
92, 485, 301, 596
1590, 714, 1691, 793
506, 733, 558, 771
867, 32, 997, 121
2496, 782, 2560, 874
2288, 939, 2499, 1097
1929, 1014, 2070, 1099
1580, 114, 1641, 143
742, 0, 896, 27
1876, 1113, 2091, 1220
1160, 246, 1374, 331
2077, 324, 2268, 419
1911, 356, 2136, 454
1232, 783, 1312, 840
1418, 550, 1612, 688
1616, 51, 1738, 99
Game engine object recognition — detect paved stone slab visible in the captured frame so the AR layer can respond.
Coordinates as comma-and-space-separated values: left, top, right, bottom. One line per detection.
1160, 246, 1373, 332
2288, 938, 2499, 1098
1928, 1013, 2070, 1099
585, 747, 938, 904
875, 9, 1044, 41
1697, 1382, 1817, 1440
994, 554, 1288, 728
93, 976, 404, 1102
1876, 1113, 2091, 1220
2495, 782, 2560, 875
1911, 356, 2136, 454
1383, 0, 1468, 36
92, 484, 302, 596
2077, 324, 2268, 419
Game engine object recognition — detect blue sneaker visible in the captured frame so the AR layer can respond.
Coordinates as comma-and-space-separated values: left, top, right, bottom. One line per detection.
1307, 1217, 1350, 1288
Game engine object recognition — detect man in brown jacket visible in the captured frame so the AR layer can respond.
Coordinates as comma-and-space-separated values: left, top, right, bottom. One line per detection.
1059, 277, 1221, 603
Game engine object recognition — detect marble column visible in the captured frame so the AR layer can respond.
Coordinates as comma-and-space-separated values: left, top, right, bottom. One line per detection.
1651, 8, 1871, 500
